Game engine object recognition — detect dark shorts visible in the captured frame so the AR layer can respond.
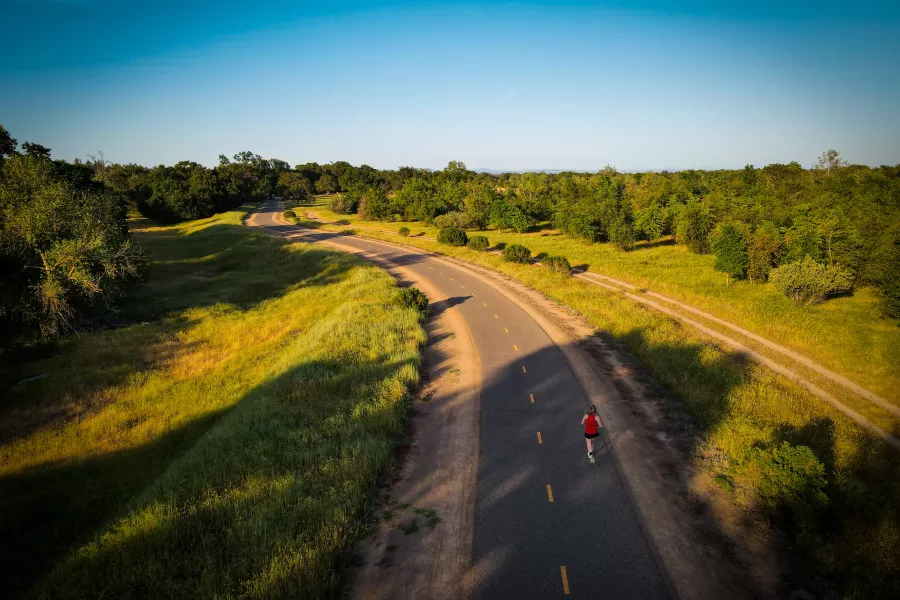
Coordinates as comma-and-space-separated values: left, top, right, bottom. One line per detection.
585, 432, 600, 439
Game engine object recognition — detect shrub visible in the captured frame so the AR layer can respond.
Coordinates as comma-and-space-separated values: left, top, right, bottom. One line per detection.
398, 287, 429, 320
437, 227, 468, 247
329, 194, 357, 214
738, 442, 829, 534
398, 226, 410, 237
769, 256, 853, 304
357, 186, 391, 221
502, 244, 532, 264
433, 211, 471, 229
467, 235, 489, 251
747, 225, 784, 282
282, 210, 296, 219
675, 202, 715, 254
711, 223, 749, 279
608, 216, 636, 251
542, 255, 571, 275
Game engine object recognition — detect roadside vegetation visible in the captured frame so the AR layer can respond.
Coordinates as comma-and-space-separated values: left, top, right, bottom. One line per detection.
285, 206, 900, 597
0, 206, 425, 598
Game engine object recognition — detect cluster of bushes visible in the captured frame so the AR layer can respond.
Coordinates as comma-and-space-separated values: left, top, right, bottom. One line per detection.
282, 209, 296, 219
769, 256, 853, 304
398, 226, 410, 237
397, 287, 429, 320
0, 126, 146, 346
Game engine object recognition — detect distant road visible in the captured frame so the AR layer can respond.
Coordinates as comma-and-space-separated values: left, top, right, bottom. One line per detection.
249, 198, 669, 599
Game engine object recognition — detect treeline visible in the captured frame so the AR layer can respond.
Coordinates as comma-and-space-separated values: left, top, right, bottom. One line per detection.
277, 154, 900, 319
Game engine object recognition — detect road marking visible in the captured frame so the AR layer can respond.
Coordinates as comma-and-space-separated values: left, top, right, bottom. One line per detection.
450, 277, 454, 281
522, 366, 527, 374
504, 328, 509, 334
460, 285, 465, 289
560, 566, 570, 595
428, 266, 433, 270
530, 393, 534, 403
537, 431, 542, 444
494, 314, 499, 319
546, 485, 554, 503
513, 345, 519, 352
483, 302, 488, 307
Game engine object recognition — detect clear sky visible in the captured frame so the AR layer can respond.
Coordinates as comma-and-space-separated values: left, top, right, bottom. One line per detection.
2, 1, 899, 171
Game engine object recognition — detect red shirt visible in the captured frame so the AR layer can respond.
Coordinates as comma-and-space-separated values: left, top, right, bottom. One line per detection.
584, 414, 598, 435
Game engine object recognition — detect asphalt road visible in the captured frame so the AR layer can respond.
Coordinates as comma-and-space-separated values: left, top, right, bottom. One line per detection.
249, 199, 669, 599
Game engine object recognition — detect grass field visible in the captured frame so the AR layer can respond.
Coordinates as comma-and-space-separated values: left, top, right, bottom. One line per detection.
0, 207, 425, 598
304, 199, 899, 408
290, 200, 900, 596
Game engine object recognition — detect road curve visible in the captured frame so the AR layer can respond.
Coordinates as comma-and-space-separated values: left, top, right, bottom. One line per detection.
249, 199, 669, 599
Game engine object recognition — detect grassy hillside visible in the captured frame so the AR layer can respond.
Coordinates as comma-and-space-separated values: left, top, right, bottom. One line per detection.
307, 200, 900, 407
292, 202, 900, 597
0, 207, 425, 598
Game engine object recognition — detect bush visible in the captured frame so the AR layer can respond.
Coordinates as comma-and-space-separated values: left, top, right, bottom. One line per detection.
502, 244, 532, 264
542, 255, 571, 275
433, 211, 471, 229
608, 216, 636, 251
398, 287, 429, 320
739, 442, 829, 533
282, 210, 296, 219
398, 226, 410, 237
711, 223, 749, 279
467, 235, 489, 251
437, 227, 468, 246
675, 202, 715, 254
329, 194, 357, 214
769, 256, 853, 304
357, 186, 391, 221
747, 225, 784, 282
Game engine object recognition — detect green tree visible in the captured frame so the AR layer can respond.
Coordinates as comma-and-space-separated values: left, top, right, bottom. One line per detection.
813, 149, 847, 172
22, 142, 51, 159
315, 173, 338, 194
675, 202, 715, 253
357, 186, 391, 221
0, 124, 17, 160
711, 223, 749, 280
464, 181, 496, 229
747, 224, 784, 282
635, 202, 664, 241
609, 215, 636, 251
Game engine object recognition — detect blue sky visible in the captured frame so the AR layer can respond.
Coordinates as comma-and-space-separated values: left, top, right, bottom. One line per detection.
2, 1, 899, 170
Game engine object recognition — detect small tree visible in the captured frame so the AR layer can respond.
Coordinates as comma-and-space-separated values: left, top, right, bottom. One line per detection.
398, 226, 410, 237
437, 227, 468, 246
398, 287, 429, 321
769, 256, 853, 304
502, 244, 532, 264
358, 186, 391, 221
608, 216, 636, 251
813, 149, 847, 172
711, 223, 749, 281
282, 210, 296, 219
329, 193, 357, 214
747, 225, 784, 282
675, 202, 715, 254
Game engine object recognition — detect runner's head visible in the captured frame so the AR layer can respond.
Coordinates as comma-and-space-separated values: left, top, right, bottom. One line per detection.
586, 405, 596, 415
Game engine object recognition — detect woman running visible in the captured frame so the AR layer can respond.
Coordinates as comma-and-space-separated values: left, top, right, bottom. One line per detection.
581, 405, 602, 463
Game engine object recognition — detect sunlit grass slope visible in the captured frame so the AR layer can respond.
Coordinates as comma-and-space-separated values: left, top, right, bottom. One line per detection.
293, 202, 900, 596
0, 207, 425, 599
308, 200, 900, 406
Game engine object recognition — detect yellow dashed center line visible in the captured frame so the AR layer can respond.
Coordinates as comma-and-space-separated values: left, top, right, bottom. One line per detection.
450, 277, 454, 281
483, 302, 488, 307
530, 393, 535, 403
504, 328, 509, 334
460, 285, 465, 289
546, 485, 554, 503
522, 366, 527, 374
537, 431, 542, 444
494, 314, 499, 319
513, 345, 519, 352
560, 566, 570, 595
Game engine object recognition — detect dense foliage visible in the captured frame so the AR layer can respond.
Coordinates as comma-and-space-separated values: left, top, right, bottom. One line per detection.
769, 256, 854, 304
292, 153, 896, 318
1, 135, 145, 345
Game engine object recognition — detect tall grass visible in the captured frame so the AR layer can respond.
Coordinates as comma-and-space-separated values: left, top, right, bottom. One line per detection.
310, 204, 900, 406
301, 207, 900, 596
0, 208, 425, 598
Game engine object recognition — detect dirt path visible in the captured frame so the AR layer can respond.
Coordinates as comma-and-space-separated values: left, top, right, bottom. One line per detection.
302, 210, 900, 451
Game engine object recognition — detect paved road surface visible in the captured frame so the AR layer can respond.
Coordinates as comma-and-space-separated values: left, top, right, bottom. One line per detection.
249, 199, 669, 599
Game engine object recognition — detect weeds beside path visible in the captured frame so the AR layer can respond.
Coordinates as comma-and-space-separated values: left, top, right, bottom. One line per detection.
0, 207, 425, 599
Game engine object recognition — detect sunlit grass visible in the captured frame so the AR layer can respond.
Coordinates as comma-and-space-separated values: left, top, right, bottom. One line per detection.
298, 205, 900, 595
0, 207, 425, 598
310, 203, 899, 405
